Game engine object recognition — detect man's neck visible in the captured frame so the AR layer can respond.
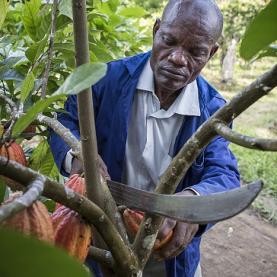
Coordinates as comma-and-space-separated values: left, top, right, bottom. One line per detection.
155, 87, 184, 110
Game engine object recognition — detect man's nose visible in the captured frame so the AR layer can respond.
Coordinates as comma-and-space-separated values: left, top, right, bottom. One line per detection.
168, 50, 188, 66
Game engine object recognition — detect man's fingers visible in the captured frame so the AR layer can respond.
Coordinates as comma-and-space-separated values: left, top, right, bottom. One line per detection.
157, 218, 176, 241
155, 223, 199, 261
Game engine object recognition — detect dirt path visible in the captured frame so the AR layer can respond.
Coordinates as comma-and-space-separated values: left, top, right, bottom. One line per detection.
201, 209, 277, 277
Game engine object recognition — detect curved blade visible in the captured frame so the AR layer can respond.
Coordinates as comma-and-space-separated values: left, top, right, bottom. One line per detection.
107, 180, 263, 224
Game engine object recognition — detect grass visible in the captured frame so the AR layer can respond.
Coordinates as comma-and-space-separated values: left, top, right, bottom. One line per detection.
203, 54, 277, 223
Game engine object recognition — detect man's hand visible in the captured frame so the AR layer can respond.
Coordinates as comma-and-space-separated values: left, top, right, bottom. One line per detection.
70, 155, 110, 180
154, 190, 199, 261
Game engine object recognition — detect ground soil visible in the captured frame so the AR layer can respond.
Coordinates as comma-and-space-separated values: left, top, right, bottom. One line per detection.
201, 209, 277, 277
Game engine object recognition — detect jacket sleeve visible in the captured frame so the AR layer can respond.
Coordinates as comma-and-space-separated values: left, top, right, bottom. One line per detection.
190, 135, 240, 196
48, 95, 81, 176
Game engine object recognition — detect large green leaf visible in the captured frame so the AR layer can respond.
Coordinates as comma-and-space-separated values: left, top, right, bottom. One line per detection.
25, 38, 48, 63
118, 6, 146, 18
0, 176, 6, 204
240, 0, 277, 60
22, 0, 43, 41
0, 0, 10, 29
29, 139, 49, 171
12, 95, 64, 138
59, 0, 73, 20
20, 72, 35, 103
0, 228, 91, 277
54, 62, 107, 95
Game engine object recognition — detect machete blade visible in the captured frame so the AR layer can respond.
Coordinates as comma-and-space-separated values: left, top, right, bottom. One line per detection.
107, 180, 263, 224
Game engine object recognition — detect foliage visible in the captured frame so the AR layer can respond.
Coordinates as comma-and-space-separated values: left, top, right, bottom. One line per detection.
0, 0, 151, 182
0, 228, 91, 277
240, 0, 277, 60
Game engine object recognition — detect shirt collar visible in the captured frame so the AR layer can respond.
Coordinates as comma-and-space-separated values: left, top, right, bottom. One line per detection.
136, 59, 200, 117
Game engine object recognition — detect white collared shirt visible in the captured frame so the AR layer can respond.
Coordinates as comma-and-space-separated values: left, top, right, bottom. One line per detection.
64, 59, 201, 194
122, 60, 200, 192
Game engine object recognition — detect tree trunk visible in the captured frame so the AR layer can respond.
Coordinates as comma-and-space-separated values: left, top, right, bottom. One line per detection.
221, 38, 237, 83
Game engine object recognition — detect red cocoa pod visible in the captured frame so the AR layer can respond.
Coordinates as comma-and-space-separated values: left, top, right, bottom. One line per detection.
0, 142, 27, 190
123, 208, 173, 250
1, 192, 54, 242
55, 174, 86, 209
153, 230, 173, 250
51, 205, 92, 262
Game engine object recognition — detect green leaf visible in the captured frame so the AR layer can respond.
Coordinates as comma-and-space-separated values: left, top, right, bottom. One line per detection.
22, 0, 43, 41
54, 63, 107, 95
0, 228, 91, 277
0, 0, 10, 29
25, 38, 47, 63
12, 95, 63, 138
59, 0, 73, 20
255, 45, 277, 60
29, 139, 49, 171
38, 147, 59, 179
20, 72, 35, 103
0, 176, 6, 204
240, 0, 277, 60
118, 6, 146, 18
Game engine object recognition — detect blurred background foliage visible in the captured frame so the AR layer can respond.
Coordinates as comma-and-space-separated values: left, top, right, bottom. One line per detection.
0, 0, 276, 223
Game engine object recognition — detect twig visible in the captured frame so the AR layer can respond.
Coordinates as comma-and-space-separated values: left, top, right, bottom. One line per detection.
0, 175, 46, 223
0, 93, 16, 110
37, 114, 82, 159
88, 246, 115, 269
0, 157, 138, 275
133, 64, 277, 267
41, 0, 59, 98
214, 121, 277, 151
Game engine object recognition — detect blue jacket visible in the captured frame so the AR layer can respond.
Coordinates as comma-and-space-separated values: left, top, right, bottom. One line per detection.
49, 52, 240, 277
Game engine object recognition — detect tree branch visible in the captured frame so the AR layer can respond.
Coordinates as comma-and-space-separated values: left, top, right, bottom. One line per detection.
0, 157, 137, 275
88, 246, 115, 269
0, 93, 16, 110
37, 114, 82, 159
214, 121, 277, 151
0, 175, 46, 222
71, 0, 129, 248
133, 64, 277, 267
41, 0, 59, 98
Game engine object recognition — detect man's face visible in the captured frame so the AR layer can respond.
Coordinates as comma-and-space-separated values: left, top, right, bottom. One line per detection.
150, 18, 218, 93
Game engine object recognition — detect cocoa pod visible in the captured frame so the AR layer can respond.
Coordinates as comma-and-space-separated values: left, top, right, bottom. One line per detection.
51, 205, 92, 262
55, 174, 86, 209
1, 192, 54, 242
123, 208, 173, 250
0, 142, 27, 190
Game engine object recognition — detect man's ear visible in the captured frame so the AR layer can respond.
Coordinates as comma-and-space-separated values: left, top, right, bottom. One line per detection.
153, 18, 161, 37
208, 43, 219, 60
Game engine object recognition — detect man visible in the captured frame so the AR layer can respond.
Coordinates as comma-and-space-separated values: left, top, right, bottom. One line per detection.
49, 0, 240, 276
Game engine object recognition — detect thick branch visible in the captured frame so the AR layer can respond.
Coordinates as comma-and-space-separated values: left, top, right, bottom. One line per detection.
37, 114, 81, 159
0, 157, 137, 275
41, 0, 59, 98
89, 246, 115, 269
0, 176, 46, 222
71, 0, 128, 246
133, 64, 277, 267
214, 122, 277, 151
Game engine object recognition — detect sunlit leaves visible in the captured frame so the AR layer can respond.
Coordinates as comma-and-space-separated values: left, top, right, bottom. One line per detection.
20, 72, 35, 103
240, 0, 277, 60
118, 6, 146, 18
0, 228, 91, 277
0, 0, 10, 29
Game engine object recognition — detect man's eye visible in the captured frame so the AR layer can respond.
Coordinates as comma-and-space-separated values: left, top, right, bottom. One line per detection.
161, 35, 174, 45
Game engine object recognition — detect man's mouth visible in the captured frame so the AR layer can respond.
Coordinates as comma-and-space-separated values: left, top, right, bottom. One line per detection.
160, 67, 187, 81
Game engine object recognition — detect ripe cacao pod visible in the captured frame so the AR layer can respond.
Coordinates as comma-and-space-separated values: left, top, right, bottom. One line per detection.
55, 174, 86, 209
123, 208, 173, 250
1, 192, 54, 242
51, 205, 92, 262
0, 141, 27, 190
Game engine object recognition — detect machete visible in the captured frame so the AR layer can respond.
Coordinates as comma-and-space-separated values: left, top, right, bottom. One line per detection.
107, 180, 263, 224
